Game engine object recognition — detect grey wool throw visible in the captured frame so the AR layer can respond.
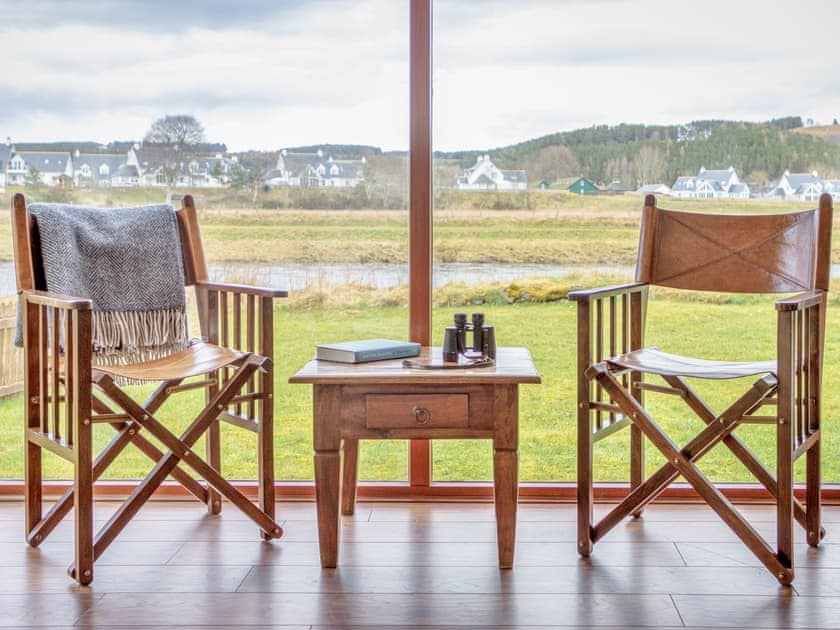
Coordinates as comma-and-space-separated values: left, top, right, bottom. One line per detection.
18, 203, 188, 364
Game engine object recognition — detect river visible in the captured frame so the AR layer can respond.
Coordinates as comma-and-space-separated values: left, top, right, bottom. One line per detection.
0, 260, 636, 296
4, 260, 840, 296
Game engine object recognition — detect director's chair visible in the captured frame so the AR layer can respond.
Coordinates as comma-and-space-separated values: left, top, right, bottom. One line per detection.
11, 193, 286, 585
571, 193, 833, 585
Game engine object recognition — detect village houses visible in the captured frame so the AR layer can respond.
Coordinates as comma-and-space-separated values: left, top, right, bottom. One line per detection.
263, 149, 366, 188
3, 135, 838, 203
772, 170, 827, 201
664, 166, 840, 202
670, 166, 751, 200
0, 139, 236, 190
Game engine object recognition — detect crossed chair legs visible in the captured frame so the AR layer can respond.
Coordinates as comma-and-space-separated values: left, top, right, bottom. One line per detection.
580, 365, 823, 586
26, 353, 283, 586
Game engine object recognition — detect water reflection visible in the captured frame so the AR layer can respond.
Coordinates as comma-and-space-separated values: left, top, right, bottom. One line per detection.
0, 260, 635, 295
5, 260, 839, 296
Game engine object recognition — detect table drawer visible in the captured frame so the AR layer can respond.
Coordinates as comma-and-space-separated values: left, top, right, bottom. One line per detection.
365, 394, 469, 429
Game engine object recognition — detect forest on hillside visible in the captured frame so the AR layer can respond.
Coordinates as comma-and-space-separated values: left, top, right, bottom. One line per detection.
437, 117, 840, 188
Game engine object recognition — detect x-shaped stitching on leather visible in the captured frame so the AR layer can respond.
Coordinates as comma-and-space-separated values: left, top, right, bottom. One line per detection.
655, 211, 812, 290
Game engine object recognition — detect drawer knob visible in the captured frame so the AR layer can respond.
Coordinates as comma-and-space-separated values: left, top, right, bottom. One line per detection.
412, 405, 431, 425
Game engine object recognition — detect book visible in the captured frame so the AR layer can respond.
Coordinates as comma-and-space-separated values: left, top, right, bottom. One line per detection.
316, 338, 421, 364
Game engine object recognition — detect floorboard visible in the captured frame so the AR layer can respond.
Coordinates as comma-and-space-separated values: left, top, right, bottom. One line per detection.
0, 499, 835, 628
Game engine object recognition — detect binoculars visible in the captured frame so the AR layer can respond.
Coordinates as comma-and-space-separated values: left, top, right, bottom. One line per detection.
442, 312, 496, 362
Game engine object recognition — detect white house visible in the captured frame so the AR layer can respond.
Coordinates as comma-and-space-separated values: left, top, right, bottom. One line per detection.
1, 140, 235, 190
773, 170, 823, 201
73, 151, 126, 188
456, 154, 527, 191
128, 144, 234, 188
7, 150, 73, 186
670, 166, 748, 199
264, 149, 365, 188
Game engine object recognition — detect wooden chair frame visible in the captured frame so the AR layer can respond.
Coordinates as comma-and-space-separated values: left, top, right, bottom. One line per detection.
11, 193, 287, 585
571, 193, 833, 586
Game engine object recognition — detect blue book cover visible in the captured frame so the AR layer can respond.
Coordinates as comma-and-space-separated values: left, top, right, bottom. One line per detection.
316, 338, 421, 363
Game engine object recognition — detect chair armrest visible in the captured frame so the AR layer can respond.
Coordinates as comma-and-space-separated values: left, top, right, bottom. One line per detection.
21, 289, 92, 310
775, 290, 825, 312
568, 282, 647, 302
194, 281, 288, 299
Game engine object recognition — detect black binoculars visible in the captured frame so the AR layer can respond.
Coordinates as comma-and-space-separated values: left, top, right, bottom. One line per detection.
442, 312, 496, 362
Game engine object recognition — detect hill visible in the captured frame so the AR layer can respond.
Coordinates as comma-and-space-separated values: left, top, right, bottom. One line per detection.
436, 117, 840, 186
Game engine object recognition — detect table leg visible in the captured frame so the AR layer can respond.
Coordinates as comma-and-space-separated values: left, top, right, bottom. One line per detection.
493, 384, 519, 569
314, 385, 342, 568
493, 448, 518, 568
315, 450, 342, 568
342, 438, 359, 516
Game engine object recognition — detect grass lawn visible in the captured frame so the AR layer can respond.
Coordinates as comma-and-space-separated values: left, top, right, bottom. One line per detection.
0, 292, 837, 484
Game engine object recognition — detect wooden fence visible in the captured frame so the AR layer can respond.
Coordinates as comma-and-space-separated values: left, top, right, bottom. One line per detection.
0, 296, 23, 398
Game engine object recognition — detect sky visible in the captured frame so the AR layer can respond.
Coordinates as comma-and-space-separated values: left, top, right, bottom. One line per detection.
2, 0, 839, 153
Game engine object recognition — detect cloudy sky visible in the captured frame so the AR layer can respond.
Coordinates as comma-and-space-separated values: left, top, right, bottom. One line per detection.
2, 0, 838, 152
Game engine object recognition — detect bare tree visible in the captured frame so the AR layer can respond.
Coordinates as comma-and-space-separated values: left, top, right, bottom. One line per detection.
529, 145, 581, 184
363, 154, 408, 208
143, 115, 206, 188
144, 114, 205, 146
603, 155, 635, 187
633, 145, 667, 186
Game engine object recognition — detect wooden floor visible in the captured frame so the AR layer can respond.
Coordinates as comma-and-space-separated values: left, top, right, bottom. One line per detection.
1, 499, 839, 628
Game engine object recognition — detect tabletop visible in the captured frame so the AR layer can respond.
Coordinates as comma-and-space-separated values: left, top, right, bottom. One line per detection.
289, 346, 541, 385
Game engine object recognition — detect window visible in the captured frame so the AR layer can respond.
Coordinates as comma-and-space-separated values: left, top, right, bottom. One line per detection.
1, 0, 838, 493
0, 1, 411, 485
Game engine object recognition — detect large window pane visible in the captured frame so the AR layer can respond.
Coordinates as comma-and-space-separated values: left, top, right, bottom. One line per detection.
0, 1, 410, 481
431, 0, 840, 483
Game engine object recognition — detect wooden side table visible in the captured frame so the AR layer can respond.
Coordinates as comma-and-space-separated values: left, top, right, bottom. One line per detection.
289, 347, 540, 568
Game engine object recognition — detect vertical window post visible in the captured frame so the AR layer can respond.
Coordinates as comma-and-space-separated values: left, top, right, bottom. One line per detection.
408, 0, 433, 487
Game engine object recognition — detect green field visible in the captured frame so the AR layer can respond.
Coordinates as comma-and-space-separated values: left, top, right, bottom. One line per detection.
0, 292, 837, 484
0, 191, 836, 483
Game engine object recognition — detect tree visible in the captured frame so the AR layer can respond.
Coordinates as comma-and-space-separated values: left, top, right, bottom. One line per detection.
143, 115, 206, 188
745, 170, 770, 187
633, 144, 667, 186
528, 145, 581, 184
230, 162, 263, 206
603, 155, 635, 187
24, 166, 43, 190
363, 154, 408, 208
144, 114, 205, 146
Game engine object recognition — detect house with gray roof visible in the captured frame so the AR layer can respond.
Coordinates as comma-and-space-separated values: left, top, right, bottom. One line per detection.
125, 143, 233, 188
111, 164, 141, 188
72, 151, 126, 188
456, 155, 527, 191
264, 149, 365, 188
0, 140, 234, 190
670, 166, 748, 199
773, 170, 824, 201
7, 149, 73, 186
